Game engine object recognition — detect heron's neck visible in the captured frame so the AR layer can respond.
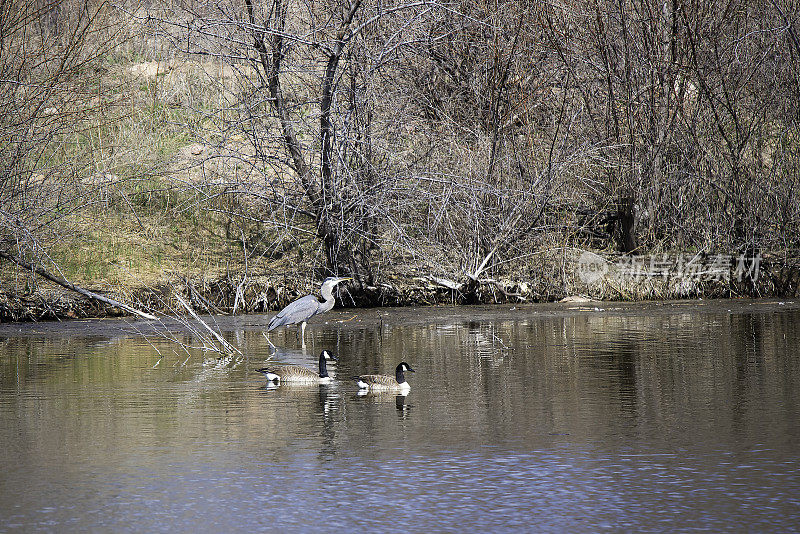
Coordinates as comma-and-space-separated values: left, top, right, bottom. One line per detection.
318, 285, 336, 313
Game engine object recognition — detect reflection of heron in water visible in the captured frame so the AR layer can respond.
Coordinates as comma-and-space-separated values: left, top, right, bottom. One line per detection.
267, 277, 351, 346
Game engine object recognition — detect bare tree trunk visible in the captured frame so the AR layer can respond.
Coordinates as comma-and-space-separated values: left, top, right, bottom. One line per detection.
319, 0, 363, 271
244, 0, 320, 210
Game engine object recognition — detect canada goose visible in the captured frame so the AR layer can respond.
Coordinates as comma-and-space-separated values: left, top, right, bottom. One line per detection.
257, 350, 337, 384
355, 362, 415, 391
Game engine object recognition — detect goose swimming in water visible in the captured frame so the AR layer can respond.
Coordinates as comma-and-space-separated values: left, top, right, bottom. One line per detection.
355, 362, 415, 392
257, 350, 337, 384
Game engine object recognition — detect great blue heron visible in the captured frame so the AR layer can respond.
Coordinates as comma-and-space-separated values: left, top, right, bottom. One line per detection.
267, 276, 351, 346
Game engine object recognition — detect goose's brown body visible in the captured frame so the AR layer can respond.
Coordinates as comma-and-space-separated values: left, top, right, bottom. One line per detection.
257, 351, 336, 384
261, 364, 325, 383
356, 374, 404, 389
356, 362, 415, 391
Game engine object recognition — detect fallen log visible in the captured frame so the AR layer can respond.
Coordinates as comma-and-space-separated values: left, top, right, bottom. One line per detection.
0, 250, 157, 320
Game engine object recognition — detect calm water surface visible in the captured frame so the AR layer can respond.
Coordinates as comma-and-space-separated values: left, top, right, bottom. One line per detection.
1, 300, 799, 532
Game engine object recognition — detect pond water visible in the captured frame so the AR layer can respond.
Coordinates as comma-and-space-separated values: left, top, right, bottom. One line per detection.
1, 300, 799, 531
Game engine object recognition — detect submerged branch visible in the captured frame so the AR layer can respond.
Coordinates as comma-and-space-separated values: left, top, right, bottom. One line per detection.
174, 293, 241, 356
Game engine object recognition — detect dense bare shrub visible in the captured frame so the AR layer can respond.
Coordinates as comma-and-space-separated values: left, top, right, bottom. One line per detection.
7, 0, 798, 313
0, 0, 119, 270
541, 0, 800, 256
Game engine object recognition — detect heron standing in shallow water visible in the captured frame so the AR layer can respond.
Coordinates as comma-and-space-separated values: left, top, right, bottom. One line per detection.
267, 276, 351, 346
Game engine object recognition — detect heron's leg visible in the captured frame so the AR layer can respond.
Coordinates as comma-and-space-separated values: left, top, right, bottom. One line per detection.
300, 321, 307, 347
263, 331, 277, 352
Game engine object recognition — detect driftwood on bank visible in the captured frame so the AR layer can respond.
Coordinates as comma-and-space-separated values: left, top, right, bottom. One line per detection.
0, 250, 157, 320
423, 273, 528, 303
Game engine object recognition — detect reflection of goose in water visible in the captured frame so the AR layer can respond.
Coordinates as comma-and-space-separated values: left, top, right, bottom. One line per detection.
255, 377, 343, 460
257, 350, 337, 384
356, 390, 411, 416
395, 394, 410, 412
355, 362, 415, 392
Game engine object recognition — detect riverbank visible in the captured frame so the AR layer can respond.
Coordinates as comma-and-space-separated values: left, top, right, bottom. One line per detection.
2, 251, 797, 322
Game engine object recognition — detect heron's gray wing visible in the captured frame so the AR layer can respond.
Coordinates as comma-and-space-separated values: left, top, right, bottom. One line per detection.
268, 295, 321, 330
